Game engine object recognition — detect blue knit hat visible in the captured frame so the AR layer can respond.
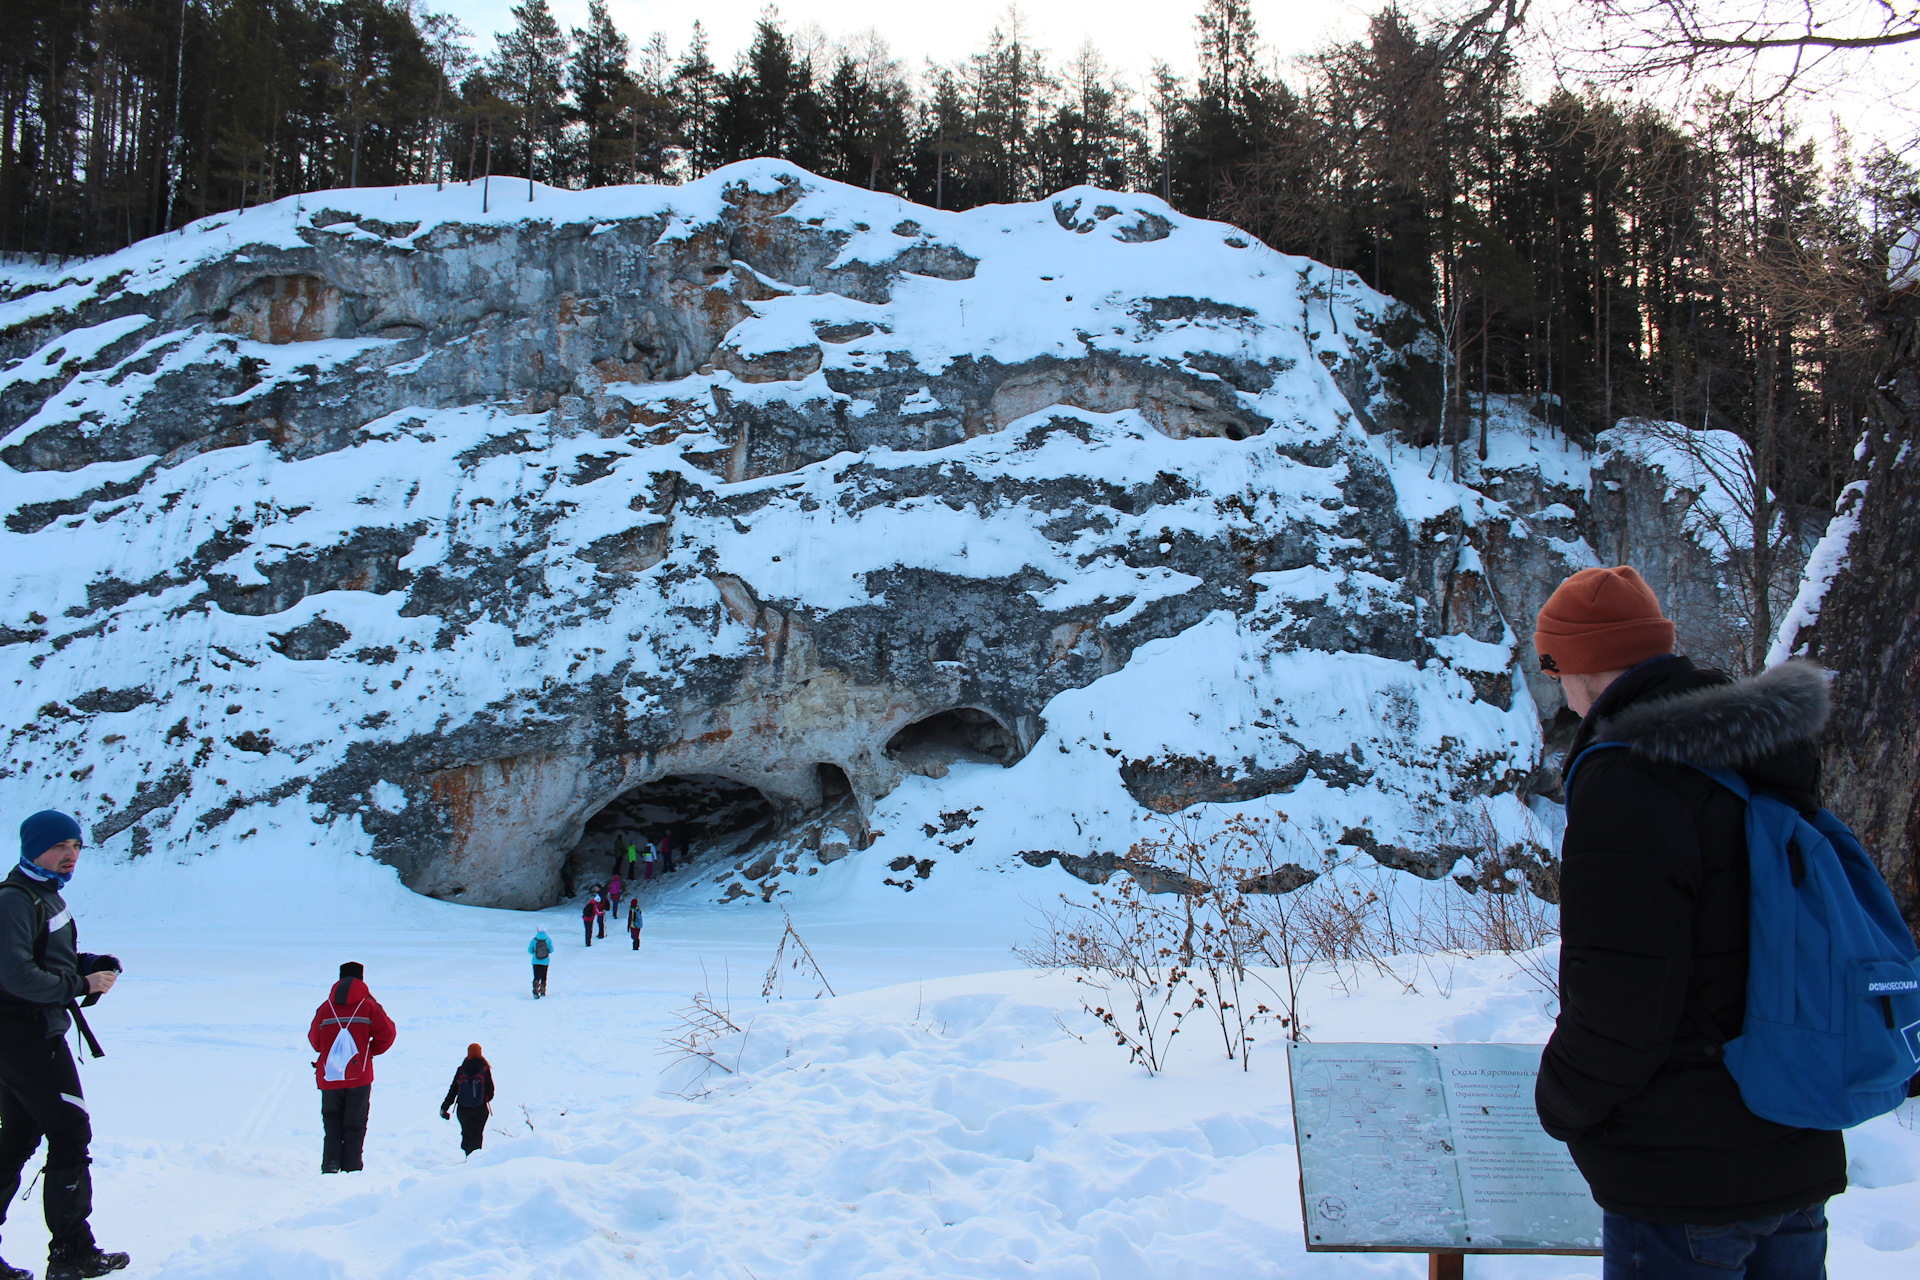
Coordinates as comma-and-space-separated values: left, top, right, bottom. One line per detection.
19, 810, 82, 862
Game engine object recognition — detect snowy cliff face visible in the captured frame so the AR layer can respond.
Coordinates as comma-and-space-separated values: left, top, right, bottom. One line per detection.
1, 161, 1576, 910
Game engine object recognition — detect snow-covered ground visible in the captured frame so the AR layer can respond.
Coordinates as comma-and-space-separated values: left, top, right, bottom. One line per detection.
25, 809, 1919, 1280
4, 166, 1914, 1277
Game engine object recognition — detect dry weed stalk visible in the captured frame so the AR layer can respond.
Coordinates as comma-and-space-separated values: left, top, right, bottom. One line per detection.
1419, 803, 1564, 1002
661, 962, 751, 1096
762, 907, 836, 1000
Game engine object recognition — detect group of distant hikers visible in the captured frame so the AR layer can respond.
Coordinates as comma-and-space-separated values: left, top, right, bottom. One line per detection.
574, 885, 642, 955
0, 818, 682, 1279
1, 564, 1916, 1280
556, 830, 684, 900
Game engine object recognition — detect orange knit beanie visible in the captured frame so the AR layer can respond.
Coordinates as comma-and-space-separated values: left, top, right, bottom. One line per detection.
1534, 566, 1675, 676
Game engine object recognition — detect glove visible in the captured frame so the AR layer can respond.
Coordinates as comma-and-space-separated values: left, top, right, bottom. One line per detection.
79, 954, 123, 974
440, 1109, 450, 1120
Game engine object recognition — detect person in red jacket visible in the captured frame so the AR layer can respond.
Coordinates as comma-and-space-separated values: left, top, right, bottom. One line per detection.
306, 961, 396, 1174
581, 892, 600, 947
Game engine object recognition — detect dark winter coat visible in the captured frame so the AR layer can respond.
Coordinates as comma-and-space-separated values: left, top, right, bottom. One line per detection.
0, 869, 94, 1039
307, 977, 397, 1091
442, 1057, 495, 1112
1536, 655, 1847, 1224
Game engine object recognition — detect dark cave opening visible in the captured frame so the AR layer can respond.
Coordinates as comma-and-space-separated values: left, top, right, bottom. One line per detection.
817, 762, 852, 803
885, 707, 1019, 767
567, 774, 779, 888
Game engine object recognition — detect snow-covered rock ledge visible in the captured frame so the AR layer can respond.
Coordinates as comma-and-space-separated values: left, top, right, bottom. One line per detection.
1, 161, 1571, 909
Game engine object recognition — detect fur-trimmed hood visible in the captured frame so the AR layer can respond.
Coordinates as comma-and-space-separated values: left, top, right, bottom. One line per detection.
1592, 659, 1829, 769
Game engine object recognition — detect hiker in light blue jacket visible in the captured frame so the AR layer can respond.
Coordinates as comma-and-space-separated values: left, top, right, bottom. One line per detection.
527, 931, 553, 998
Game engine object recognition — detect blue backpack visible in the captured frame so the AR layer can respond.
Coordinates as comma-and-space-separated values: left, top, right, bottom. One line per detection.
1570, 743, 1920, 1130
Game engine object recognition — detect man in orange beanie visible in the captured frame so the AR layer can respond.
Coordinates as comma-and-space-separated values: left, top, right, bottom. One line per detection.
1532, 565, 1675, 715
1532, 565, 1841, 1278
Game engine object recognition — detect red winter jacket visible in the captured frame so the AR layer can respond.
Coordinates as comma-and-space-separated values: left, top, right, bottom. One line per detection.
307, 977, 397, 1090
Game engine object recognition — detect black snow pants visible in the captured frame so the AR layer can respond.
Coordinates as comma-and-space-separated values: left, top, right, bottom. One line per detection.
456, 1105, 487, 1155
531, 964, 548, 996
320, 1084, 371, 1172
0, 1032, 94, 1253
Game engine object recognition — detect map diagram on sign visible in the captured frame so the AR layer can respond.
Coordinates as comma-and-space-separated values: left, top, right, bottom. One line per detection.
1287, 1042, 1601, 1254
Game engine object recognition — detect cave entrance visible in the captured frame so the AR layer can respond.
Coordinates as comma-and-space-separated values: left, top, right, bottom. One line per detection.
817, 762, 852, 803
885, 707, 1020, 772
567, 774, 778, 889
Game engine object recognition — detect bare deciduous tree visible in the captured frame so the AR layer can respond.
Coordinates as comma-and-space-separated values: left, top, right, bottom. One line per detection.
1561, 0, 1920, 101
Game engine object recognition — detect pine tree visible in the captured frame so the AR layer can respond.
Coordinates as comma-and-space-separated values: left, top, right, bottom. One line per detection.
1181, 0, 1268, 214
965, 8, 1051, 204
421, 11, 476, 189
1195, 0, 1258, 103
909, 65, 974, 210
1147, 61, 1186, 204
1036, 42, 1141, 193
569, 0, 633, 187
488, 0, 569, 197
819, 33, 909, 190
672, 22, 720, 177
712, 9, 822, 169
611, 31, 676, 182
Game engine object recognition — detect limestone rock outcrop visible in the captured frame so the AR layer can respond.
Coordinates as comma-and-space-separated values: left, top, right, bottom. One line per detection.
0, 161, 1657, 909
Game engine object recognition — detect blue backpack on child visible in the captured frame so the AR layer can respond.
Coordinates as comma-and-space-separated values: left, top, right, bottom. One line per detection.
1570, 743, 1920, 1130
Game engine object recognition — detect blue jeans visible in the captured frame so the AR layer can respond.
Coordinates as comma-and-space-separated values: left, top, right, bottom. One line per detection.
1603, 1202, 1827, 1279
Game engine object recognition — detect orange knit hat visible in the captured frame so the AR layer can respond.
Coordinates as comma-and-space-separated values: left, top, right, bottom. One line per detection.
468, 1043, 484, 1059
1534, 566, 1675, 676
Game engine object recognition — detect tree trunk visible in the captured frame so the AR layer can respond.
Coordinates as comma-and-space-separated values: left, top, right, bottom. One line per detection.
1801, 309, 1920, 938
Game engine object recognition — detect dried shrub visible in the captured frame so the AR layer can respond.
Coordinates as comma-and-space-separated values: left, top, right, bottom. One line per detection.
1020, 810, 1312, 1072
660, 961, 751, 1097
1024, 801, 1568, 1071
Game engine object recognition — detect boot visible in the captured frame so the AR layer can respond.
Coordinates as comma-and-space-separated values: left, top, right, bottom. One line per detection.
0, 1255, 35, 1280
45, 1243, 128, 1280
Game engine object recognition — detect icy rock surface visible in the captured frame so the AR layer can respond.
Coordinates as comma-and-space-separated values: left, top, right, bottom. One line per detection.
3, 161, 1584, 908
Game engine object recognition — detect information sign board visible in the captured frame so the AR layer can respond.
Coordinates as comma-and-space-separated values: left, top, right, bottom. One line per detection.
1287, 1041, 1602, 1255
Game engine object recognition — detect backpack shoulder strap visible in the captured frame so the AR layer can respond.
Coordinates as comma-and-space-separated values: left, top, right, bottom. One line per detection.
1568, 742, 1758, 805
1564, 740, 1631, 793
1685, 763, 1753, 802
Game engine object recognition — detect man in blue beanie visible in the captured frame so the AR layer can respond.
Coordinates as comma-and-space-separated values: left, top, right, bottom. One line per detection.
0, 812, 128, 1280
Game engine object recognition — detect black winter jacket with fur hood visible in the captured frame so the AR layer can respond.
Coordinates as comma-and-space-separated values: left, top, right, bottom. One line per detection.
1536, 654, 1847, 1224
